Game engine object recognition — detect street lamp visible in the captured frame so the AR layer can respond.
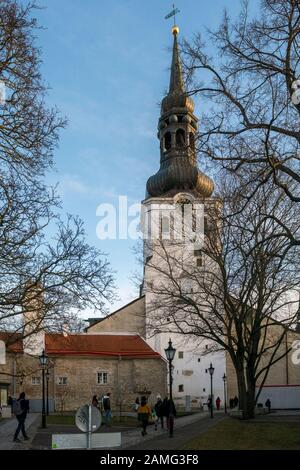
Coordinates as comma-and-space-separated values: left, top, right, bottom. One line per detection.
164, 339, 176, 437
208, 363, 214, 419
46, 369, 50, 416
222, 373, 227, 414
39, 349, 49, 428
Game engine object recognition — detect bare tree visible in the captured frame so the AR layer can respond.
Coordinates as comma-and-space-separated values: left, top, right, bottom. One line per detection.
181, 0, 300, 209
0, 0, 64, 179
0, 1, 116, 345
144, 181, 300, 418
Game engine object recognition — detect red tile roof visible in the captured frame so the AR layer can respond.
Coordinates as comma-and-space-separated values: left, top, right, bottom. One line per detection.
0, 332, 23, 353
45, 333, 161, 359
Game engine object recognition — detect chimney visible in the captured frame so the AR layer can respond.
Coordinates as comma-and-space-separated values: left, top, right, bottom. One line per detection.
62, 323, 69, 338
23, 281, 45, 355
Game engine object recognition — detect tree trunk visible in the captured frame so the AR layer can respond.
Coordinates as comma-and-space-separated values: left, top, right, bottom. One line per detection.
245, 367, 256, 419
244, 388, 256, 419
235, 366, 256, 419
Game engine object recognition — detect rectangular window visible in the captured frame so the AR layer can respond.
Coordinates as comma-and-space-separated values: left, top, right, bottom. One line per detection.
204, 217, 208, 234
58, 377, 68, 386
194, 249, 202, 257
178, 385, 184, 392
196, 257, 202, 267
97, 372, 108, 385
178, 351, 184, 359
32, 376, 41, 385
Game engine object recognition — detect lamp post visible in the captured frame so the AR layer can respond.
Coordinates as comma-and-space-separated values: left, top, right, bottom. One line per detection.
222, 373, 227, 414
208, 363, 214, 419
46, 369, 50, 416
39, 349, 49, 428
164, 339, 176, 437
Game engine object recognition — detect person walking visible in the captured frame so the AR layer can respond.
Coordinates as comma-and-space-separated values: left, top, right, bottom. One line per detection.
102, 392, 112, 426
207, 397, 212, 411
137, 396, 151, 436
233, 395, 239, 408
216, 396, 221, 411
13, 392, 30, 443
265, 398, 271, 413
165, 398, 177, 437
154, 395, 164, 429
161, 396, 169, 428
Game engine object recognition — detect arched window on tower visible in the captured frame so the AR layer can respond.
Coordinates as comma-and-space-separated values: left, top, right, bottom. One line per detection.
176, 129, 185, 147
189, 132, 195, 151
164, 131, 171, 151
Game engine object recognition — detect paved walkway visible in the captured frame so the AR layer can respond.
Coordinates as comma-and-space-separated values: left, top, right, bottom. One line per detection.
29, 411, 224, 450
123, 412, 226, 450
3, 410, 298, 450
0, 413, 40, 450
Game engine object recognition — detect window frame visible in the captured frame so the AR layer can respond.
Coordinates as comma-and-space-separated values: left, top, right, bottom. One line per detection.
97, 371, 108, 385
57, 376, 68, 386
31, 376, 41, 386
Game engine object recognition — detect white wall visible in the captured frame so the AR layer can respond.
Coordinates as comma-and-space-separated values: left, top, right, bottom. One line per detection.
147, 331, 226, 408
143, 193, 226, 408
257, 385, 300, 409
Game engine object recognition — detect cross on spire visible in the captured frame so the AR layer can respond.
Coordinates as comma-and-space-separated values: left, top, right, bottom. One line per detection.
165, 4, 180, 27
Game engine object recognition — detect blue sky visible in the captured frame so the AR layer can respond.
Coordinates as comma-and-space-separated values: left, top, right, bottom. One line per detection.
32, 0, 256, 314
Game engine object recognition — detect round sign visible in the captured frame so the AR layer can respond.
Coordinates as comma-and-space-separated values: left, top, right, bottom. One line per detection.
75, 405, 101, 433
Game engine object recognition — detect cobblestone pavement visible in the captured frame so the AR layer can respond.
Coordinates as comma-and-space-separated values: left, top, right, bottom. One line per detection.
0, 413, 40, 450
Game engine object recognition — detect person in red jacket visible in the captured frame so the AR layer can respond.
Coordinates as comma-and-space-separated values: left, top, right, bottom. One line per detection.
216, 396, 221, 411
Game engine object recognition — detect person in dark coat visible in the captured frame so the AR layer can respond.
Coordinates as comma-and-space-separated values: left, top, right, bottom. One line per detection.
154, 395, 164, 429
265, 398, 271, 413
233, 395, 239, 408
161, 397, 168, 416
13, 392, 30, 443
165, 398, 176, 437
102, 392, 112, 426
216, 396, 221, 410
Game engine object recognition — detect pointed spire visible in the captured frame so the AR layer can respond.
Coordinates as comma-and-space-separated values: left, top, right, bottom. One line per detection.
169, 26, 185, 94
146, 24, 214, 199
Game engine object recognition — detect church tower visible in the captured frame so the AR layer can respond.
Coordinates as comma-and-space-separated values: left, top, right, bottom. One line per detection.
141, 25, 225, 408
142, 25, 217, 298
146, 25, 213, 201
